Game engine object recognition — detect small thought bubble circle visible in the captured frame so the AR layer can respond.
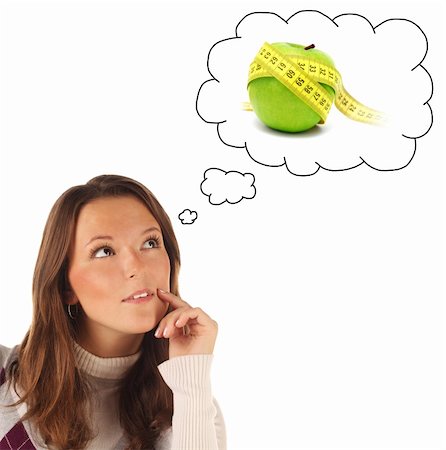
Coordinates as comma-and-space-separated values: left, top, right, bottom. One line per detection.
178, 209, 198, 224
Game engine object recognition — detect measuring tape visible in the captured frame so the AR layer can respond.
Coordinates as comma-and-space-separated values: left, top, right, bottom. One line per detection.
245, 42, 387, 126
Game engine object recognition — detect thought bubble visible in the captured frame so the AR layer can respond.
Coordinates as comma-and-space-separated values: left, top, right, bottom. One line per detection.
200, 168, 256, 205
196, 11, 433, 176
178, 209, 198, 224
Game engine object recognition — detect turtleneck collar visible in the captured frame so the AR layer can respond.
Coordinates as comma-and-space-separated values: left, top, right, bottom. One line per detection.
73, 341, 141, 380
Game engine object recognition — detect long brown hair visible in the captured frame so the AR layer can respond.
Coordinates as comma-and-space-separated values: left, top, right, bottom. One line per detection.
7, 175, 179, 449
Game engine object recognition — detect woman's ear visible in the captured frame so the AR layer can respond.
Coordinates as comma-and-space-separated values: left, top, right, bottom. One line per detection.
63, 289, 78, 306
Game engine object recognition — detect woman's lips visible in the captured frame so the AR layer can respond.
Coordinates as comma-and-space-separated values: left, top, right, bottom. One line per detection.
122, 289, 154, 304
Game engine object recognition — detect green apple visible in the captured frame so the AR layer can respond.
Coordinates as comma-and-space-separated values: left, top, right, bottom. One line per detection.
248, 42, 336, 133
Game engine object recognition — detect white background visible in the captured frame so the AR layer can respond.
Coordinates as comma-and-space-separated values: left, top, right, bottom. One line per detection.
0, 1, 445, 449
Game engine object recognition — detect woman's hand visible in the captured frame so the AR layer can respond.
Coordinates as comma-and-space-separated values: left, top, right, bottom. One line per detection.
154, 289, 218, 358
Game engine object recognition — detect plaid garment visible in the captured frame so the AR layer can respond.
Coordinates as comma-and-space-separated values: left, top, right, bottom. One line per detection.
0, 422, 36, 450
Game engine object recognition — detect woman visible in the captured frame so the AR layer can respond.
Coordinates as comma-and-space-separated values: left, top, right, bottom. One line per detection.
0, 174, 226, 450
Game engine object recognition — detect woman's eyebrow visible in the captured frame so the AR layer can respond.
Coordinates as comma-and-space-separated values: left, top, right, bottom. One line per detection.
84, 227, 161, 247
141, 226, 161, 235
84, 235, 113, 247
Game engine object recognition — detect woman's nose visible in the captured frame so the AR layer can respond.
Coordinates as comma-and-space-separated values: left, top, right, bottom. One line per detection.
123, 249, 144, 279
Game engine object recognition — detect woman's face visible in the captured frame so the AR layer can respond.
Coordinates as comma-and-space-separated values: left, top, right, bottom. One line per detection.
67, 195, 170, 356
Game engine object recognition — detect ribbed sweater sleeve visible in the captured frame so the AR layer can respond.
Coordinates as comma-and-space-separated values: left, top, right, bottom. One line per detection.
157, 354, 226, 450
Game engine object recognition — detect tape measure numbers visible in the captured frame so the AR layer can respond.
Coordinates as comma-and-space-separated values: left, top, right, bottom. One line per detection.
246, 42, 387, 126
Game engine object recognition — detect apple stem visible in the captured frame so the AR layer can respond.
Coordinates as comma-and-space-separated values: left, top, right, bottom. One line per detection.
304, 44, 315, 50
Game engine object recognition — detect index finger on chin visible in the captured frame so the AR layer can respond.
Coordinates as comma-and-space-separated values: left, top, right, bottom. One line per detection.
157, 288, 190, 309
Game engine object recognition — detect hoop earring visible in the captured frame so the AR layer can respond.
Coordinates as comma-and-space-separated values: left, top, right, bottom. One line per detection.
67, 303, 79, 320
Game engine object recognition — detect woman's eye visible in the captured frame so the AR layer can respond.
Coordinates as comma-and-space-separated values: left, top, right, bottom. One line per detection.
93, 247, 114, 258
143, 238, 159, 249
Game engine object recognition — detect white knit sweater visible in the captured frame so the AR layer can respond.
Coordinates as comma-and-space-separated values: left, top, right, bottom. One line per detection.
0, 343, 226, 450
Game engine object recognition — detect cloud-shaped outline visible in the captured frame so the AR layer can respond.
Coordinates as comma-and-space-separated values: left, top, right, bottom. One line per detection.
178, 208, 198, 225
200, 168, 257, 205
196, 10, 434, 176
